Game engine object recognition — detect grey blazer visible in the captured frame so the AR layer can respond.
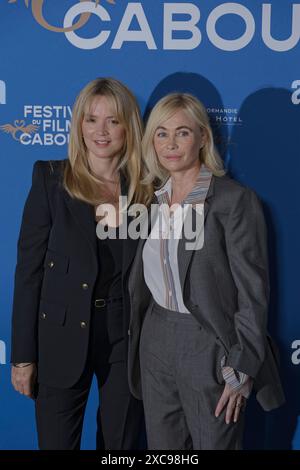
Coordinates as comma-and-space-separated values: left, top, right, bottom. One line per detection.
127, 174, 285, 411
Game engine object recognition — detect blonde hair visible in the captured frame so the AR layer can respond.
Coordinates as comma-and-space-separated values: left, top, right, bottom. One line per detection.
142, 93, 225, 187
64, 77, 152, 206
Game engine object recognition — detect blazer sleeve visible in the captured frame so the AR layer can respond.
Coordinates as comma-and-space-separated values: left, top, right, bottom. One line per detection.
224, 187, 270, 378
11, 161, 51, 363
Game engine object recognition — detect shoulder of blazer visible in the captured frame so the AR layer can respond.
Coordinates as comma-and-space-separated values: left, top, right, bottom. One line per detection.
34, 159, 67, 190
212, 173, 257, 202
36, 159, 66, 179
33, 160, 67, 220
210, 173, 263, 219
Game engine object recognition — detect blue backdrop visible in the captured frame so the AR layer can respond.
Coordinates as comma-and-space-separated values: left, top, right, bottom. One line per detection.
0, 0, 299, 450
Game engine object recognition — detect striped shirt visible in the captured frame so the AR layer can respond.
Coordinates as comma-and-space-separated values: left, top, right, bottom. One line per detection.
143, 165, 212, 313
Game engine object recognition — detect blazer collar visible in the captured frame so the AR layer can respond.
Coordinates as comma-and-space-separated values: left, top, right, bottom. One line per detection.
128, 175, 215, 300
155, 164, 213, 206
177, 174, 215, 291
121, 173, 142, 280
62, 171, 127, 254
63, 171, 140, 280
63, 189, 97, 256
127, 204, 158, 297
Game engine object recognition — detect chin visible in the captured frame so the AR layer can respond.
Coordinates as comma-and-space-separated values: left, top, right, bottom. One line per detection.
93, 153, 116, 160
165, 163, 184, 172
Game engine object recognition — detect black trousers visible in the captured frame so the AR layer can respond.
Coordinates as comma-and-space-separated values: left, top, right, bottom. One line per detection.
35, 299, 145, 450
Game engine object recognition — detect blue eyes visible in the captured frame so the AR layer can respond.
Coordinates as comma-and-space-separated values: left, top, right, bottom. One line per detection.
156, 131, 190, 138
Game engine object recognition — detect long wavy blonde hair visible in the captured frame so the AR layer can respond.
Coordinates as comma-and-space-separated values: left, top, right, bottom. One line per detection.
63, 77, 152, 206
142, 93, 225, 188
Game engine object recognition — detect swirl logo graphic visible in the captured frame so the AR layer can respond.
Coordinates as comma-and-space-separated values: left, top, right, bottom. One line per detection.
8, 0, 116, 32
0, 120, 39, 141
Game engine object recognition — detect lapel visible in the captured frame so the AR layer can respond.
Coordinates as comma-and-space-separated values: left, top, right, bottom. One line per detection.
62, 172, 155, 282
63, 189, 97, 256
127, 200, 159, 296
178, 175, 215, 291
120, 173, 150, 281
62, 171, 135, 271
122, 224, 137, 281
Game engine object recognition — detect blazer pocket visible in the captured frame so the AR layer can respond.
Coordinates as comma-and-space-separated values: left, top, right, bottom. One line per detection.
43, 249, 69, 274
39, 298, 67, 326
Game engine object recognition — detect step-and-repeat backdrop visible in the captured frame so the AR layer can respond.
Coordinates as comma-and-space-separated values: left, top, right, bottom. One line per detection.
0, 0, 299, 449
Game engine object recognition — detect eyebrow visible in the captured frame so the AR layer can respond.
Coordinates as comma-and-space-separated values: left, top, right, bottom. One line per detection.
84, 113, 117, 119
155, 125, 193, 131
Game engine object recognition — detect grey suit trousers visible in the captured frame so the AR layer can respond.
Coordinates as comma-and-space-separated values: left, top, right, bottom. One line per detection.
139, 302, 245, 450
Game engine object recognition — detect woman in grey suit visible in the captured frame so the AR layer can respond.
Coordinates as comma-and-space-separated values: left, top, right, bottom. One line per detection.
127, 93, 285, 450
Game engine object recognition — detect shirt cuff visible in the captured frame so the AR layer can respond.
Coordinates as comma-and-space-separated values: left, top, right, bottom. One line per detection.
221, 355, 253, 398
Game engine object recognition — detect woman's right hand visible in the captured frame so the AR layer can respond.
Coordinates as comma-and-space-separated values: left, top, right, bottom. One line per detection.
11, 363, 37, 400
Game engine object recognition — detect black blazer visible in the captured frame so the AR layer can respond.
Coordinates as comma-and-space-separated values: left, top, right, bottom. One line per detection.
11, 160, 138, 388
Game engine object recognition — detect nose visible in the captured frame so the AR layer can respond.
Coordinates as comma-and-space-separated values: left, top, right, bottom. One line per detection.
95, 120, 108, 135
166, 134, 178, 149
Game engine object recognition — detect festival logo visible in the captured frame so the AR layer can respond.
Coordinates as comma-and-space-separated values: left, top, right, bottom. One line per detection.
0, 105, 71, 146
8, 0, 115, 32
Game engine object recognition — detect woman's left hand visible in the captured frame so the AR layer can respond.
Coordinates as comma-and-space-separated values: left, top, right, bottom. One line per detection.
215, 383, 247, 424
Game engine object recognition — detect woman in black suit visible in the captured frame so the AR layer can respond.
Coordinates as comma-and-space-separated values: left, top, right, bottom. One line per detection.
11, 77, 151, 450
